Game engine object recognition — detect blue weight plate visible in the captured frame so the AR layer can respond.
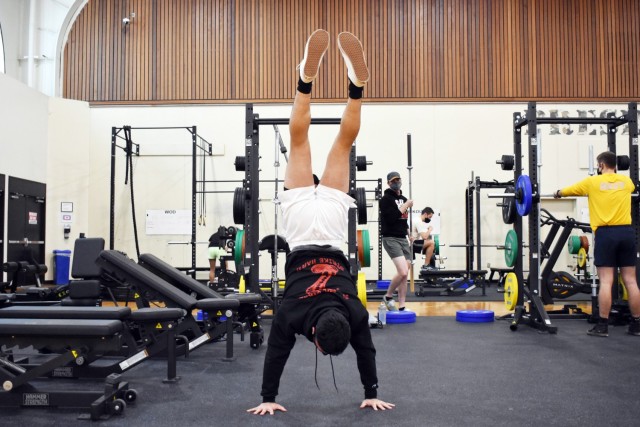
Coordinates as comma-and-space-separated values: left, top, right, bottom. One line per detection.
516, 175, 532, 216
386, 310, 417, 324
376, 280, 391, 290
456, 309, 495, 323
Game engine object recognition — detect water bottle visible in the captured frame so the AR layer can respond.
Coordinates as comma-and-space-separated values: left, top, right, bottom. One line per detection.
378, 302, 387, 325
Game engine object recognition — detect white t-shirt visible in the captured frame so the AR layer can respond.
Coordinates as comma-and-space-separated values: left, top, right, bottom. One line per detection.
411, 216, 432, 239
278, 184, 355, 250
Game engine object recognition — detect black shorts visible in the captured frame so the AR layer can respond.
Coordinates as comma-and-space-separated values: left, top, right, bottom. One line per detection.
594, 225, 636, 267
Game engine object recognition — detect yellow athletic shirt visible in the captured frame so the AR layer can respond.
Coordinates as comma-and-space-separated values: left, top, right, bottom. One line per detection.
560, 173, 635, 232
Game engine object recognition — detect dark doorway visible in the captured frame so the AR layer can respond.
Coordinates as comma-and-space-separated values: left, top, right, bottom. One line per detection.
7, 176, 46, 286
0, 174, 4, 283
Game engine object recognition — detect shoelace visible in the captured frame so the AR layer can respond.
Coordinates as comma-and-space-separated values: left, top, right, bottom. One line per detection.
314, 347, 339, 393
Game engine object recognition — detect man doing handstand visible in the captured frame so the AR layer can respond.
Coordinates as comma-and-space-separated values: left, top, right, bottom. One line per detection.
247, 29, 394, 416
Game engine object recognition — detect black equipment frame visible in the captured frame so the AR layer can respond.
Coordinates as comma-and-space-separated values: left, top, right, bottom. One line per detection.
465, 177, 514, 295
509, 101, 639, 333
0, 174, 4, 283
537, 208, 593, 310
243, 103, 366, 296
109, 125, 213, 276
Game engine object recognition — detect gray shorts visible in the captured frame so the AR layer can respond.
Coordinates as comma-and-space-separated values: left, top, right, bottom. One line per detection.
382, 237, 411, 260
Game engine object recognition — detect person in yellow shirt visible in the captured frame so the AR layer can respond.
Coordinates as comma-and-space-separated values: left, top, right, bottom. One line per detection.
554, 151, 640, 337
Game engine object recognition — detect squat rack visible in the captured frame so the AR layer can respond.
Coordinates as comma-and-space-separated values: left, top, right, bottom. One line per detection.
466, 177, 514, 293
241, 103, 367, 296
109, 125, 213, 276
510, 101, 639, 333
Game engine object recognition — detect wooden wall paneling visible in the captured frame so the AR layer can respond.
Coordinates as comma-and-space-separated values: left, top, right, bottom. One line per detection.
62, 0, 640, 103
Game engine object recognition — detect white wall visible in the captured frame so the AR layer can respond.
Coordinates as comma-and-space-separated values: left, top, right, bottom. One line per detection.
0, 72, 91, 280
85, 102, 636, 282
0, 0, 75, 94
0, 73, 49, 181
45, 96, 91, 269
0, 0, 22, 78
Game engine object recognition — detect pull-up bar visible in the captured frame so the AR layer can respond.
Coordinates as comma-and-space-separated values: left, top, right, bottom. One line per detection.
254, 118, 341, 125
514, 116, 628, 129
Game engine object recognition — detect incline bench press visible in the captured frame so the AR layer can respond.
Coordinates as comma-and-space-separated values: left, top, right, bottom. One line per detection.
138, 253, 265, 349
96, 250, 241, 358
0, 318, 134, 420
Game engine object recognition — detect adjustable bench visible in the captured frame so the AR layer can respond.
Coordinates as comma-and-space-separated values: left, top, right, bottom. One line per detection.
96, 250, 240, 359
416, 269, 487, 297
138, 253, 265, 348
0, 305, 185, 382
2, 261, 68, 303
0, 318, 134, 420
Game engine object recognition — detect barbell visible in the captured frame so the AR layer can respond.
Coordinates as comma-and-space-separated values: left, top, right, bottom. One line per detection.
235, 155, 372, 172
486, 175, 543, 216
489, 174, 638, 218
432, 230, 520, 267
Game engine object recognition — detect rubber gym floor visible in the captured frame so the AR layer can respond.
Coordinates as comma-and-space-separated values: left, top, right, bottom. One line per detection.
3, 312, 640, 426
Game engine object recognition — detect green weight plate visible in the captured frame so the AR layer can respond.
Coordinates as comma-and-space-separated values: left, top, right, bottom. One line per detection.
434, 235, 440, 256
362, 229, 371, 267
567, 236, 581, 254
504, 229, 518, 267
234, 229, 245, 267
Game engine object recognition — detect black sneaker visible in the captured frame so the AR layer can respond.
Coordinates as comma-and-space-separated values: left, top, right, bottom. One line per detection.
587, 323, 609, 337
628, 319, 640, 336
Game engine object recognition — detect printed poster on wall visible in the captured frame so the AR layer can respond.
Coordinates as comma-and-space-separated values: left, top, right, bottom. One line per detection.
146, 210, 191, 235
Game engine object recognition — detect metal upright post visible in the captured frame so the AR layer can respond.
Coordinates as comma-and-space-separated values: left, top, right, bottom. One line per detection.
512, 111, 525, 326
627, 103, 640, 281
348, 146, 358, 278
191, 126, 197, 278
110, 127, 117, 250
244, 104, 260, 294
378, 178, 383, 281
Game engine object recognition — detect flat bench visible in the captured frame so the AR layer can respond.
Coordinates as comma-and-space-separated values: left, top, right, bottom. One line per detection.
0, 305, 185, 382
0, 318, 133, 420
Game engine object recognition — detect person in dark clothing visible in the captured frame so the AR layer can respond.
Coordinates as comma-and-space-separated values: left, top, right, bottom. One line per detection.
247, 29, 394, 416
379, 171, 413, 311
207, 230, 230, 283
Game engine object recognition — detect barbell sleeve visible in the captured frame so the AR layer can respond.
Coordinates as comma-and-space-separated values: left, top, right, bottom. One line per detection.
487, 192, 516, 199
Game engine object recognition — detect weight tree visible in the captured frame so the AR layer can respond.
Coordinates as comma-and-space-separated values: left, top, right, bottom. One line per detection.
239, 103, 370, 296
510, 101, 638, 333
109, 125, 213, 277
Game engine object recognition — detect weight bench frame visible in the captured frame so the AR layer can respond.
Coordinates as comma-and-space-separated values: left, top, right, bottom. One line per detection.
96, 250, 240, 360
138, 253, 265, 349
0, 305, 185, 382
0, 318, 133, 420
416, 269, 487, 297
